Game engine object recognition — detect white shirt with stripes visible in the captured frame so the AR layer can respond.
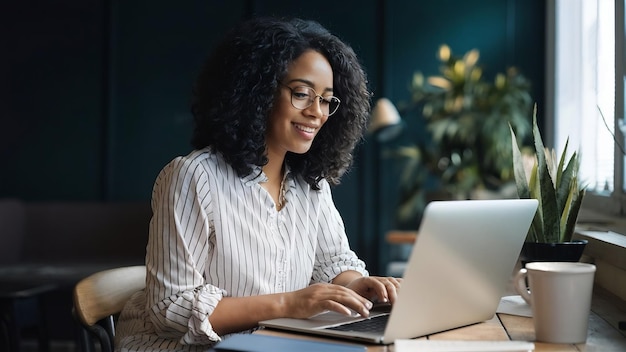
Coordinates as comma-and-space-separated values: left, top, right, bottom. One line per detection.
114, 148, 368, 351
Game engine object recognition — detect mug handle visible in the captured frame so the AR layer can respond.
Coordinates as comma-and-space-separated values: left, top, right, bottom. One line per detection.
513, 268, 532, 304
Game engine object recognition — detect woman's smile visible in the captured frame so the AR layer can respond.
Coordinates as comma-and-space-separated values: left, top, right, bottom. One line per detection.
293, 122, 318, 139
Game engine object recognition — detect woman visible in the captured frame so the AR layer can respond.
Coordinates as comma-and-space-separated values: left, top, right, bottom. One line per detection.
115, 17, 400, 351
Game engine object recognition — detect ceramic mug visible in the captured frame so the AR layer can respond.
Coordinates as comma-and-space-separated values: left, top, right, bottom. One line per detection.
513, 261, 596, 344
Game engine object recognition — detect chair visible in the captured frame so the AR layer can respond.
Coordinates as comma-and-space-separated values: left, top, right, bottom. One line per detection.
72, 265, 146, 352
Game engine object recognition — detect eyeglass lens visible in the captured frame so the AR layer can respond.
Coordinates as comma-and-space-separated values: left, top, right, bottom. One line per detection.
289, 86, 340, 116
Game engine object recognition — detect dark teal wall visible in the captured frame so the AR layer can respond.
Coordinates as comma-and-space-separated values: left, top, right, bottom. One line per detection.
3, 1, 105, 199
108, 1, 246, 200
375, 0, 545, 272
1, 0, 544, 275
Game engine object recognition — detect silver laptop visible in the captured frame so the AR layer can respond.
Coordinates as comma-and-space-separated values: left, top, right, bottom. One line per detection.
259, 199, 538, 344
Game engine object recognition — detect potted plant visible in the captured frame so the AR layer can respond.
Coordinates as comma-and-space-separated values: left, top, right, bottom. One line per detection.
510, 107, 587, 263
393, 44, 533, 226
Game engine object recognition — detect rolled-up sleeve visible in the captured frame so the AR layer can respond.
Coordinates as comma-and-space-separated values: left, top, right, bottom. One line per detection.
145, 156, 225, 345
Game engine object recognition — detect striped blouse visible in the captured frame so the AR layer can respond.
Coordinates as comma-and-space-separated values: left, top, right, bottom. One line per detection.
114, 148, 368, 351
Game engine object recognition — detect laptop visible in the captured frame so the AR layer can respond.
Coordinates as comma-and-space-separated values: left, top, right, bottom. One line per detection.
259, 199, 538, 344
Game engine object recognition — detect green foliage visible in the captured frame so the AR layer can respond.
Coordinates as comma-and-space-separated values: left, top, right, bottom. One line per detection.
510, 108, 586, 243
394, 44, 533, 225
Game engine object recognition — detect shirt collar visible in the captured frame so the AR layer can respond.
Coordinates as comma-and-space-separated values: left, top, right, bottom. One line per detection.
241, 163, 292, 187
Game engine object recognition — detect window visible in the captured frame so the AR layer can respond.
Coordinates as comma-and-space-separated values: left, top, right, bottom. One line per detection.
548, 0, 624, 216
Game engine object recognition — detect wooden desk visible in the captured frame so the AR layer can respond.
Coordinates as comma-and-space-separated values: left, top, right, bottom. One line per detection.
257, 288, 626, 352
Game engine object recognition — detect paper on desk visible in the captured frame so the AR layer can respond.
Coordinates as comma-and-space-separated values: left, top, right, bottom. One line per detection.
496, 295, 532, 317
394, 340, 535, 352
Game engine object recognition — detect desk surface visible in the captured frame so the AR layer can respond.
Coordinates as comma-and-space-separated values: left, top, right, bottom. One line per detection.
257, 288, 626, 352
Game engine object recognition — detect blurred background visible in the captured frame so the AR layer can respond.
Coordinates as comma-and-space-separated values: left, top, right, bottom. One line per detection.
1, 0, 545, 272
0, 1, 546, 350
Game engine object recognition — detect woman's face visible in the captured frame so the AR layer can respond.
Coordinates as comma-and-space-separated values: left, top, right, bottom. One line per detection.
266, 50, 334, 156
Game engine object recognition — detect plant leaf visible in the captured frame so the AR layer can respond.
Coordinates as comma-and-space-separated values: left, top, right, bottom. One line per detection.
560, 184, 585, 242
555, 138, 568, 211
556, 150, 578, 220
510, 125, 530, 199
532, 111, 559, 242
528, 162, 542, 242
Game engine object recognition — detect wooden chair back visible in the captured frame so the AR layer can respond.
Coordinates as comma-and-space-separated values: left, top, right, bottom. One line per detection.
73, 265, 146, 352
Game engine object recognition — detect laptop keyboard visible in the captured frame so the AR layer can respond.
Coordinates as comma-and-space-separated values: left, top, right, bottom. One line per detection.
325, 314, 389, 333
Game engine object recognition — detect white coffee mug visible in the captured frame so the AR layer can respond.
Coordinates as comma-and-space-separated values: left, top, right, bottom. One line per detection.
513, 261, 596, 344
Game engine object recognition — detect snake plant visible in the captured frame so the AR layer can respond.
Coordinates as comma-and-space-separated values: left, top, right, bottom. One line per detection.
510, 107, 586, 243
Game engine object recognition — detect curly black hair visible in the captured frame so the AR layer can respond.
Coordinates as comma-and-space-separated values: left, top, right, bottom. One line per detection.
191, 17, 371, 189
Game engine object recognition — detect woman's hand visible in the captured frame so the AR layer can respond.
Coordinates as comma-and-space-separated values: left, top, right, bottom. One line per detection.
211, 275, 402, 335
283, 283, 374, 319
279, 274, 402, 323
345, 276, 402, 304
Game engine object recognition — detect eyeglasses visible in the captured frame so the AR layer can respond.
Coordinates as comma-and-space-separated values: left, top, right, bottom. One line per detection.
280, 84, 341, 116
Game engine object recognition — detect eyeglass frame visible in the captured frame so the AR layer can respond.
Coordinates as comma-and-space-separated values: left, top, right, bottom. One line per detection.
279, 83, 341, 116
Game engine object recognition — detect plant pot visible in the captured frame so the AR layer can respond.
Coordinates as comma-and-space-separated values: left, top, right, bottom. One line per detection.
519, 240, 588, 266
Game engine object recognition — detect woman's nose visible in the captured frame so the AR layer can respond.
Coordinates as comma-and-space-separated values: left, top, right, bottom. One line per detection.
304, 97, 325, 118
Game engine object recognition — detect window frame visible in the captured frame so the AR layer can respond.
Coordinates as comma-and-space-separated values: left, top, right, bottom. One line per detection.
545, 0, 625, 218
